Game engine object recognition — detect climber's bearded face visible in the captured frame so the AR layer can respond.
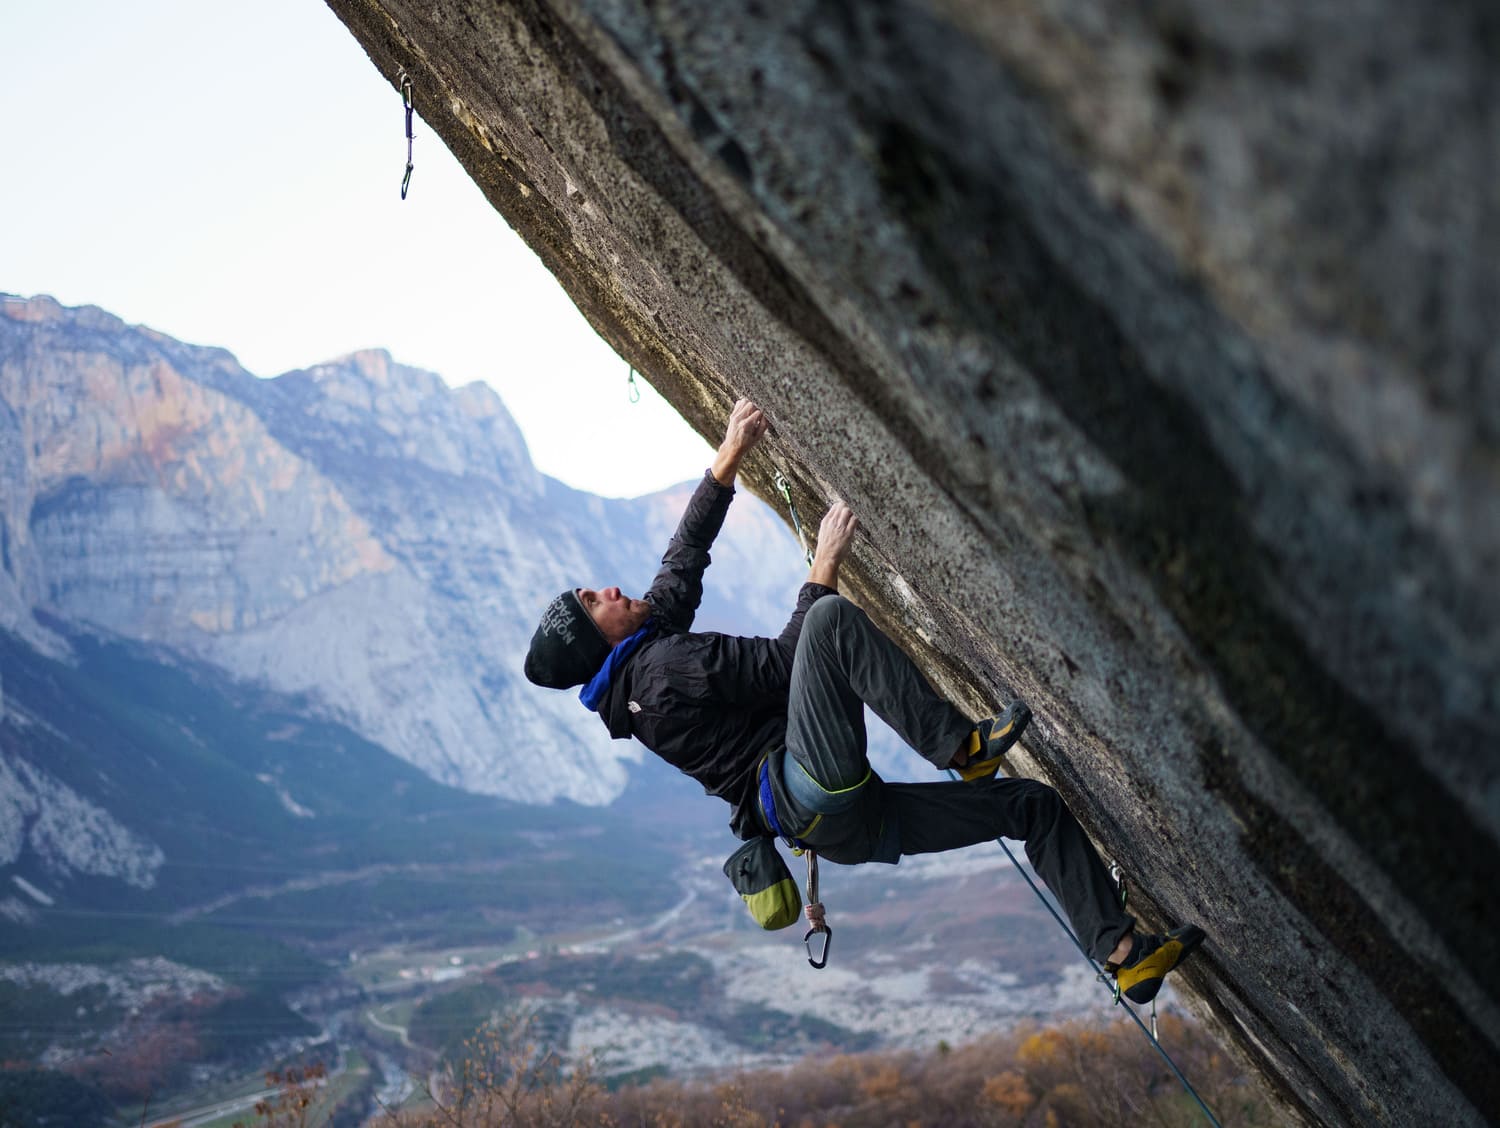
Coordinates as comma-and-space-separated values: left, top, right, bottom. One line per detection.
576, 586, 650, 645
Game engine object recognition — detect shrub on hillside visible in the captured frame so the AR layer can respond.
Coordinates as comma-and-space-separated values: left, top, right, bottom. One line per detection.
64, 1020, 201, 1104
358, 1011, 1282, 1127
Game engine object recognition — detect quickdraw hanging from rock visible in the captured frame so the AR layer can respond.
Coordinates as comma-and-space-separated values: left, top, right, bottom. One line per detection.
773, 471, 815, 567
398, 69, 415, 199
627, 365, 641, 403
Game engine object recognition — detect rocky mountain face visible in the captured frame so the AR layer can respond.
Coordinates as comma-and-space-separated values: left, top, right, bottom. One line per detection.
0, 293, 806, 823
0, 745, 165, 900
320, 2, 1497, 1124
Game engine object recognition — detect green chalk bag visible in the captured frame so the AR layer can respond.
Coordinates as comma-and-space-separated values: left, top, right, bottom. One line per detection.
723, 836, 801, 930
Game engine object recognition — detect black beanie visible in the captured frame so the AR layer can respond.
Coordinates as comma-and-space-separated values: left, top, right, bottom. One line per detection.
524, 589, 612, 689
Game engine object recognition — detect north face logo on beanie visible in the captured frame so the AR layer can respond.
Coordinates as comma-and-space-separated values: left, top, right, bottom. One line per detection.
524, 589, 611, 689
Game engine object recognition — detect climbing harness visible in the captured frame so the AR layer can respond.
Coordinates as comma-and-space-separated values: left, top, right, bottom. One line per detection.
757, 758, 810, 853
773, 471, 815, 567
627, 365, 641, 403
398, 69, 415, 199
803, 850, 831, 969
948, 766, 1222, 1127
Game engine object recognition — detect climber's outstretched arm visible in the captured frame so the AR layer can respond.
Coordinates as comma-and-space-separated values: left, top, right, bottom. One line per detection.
808, 501, 857, 590
710, 397, 769, 486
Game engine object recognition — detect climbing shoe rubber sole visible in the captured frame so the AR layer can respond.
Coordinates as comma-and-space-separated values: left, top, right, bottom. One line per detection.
1115, 924, 1206, 1005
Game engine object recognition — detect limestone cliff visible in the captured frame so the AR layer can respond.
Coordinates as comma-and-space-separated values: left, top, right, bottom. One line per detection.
320, 2, 1498, 1123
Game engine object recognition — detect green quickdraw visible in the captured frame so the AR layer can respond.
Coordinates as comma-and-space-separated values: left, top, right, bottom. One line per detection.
773, 471, 815, 567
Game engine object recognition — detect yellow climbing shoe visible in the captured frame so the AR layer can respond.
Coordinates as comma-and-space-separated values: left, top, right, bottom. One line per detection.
1109, 924, 1205, 1004
954, 701, 1031, 782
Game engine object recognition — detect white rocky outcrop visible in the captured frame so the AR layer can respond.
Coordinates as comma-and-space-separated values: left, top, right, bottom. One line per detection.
0, 957, 225, 1008
0, 750, 163, 887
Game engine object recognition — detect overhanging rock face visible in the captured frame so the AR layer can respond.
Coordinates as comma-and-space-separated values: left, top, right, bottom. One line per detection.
324, 2, 1498, 1122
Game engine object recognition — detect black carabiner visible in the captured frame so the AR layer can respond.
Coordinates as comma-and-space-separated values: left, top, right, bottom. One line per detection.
804, 924, 832, 969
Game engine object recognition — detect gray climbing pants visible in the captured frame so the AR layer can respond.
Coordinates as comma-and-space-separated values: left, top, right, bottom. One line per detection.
771, 595, 1136, 964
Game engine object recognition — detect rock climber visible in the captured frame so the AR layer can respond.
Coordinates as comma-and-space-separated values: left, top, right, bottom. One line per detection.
523, 397, 1202, 1003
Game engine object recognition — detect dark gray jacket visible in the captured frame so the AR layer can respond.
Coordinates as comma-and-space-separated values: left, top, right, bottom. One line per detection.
596, 470, 834, 838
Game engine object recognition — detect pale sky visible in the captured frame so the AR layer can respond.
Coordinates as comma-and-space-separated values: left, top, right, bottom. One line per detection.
2, 0, 714, 498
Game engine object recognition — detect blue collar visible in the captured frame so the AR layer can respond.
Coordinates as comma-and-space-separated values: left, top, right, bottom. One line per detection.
579, 621, 654, 711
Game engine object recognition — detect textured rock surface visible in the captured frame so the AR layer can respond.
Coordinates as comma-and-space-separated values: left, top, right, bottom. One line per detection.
321, 1, 1498, 1123
0, 295, 805, 806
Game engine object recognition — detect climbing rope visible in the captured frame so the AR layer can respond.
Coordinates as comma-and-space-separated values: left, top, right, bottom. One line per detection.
946, 766, 1223, 1127
398, 69, 415, 199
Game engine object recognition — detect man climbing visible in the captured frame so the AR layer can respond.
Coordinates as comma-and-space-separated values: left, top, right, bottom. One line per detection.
523, 398, 1202, 1004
